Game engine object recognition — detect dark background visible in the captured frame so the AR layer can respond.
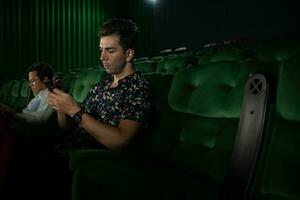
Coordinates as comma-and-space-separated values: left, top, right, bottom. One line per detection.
1, 0, 299, 80
152, 0, 300, 51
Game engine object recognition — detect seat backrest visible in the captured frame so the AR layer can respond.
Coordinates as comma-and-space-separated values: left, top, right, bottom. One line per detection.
168, 61, 256, 177
0, 80, 15, 104
5, 80, 19, 108
249, 54, 300, 200
198, 47, 253, 65
255, 41, 300, 63
61, 71, 79, 94
143, 72, 173, 112
5, 79, 30, 112
15, 79, 31, 112
156, 54, 198, 74
150, 61, 276, 181
71, 70, 107, 104
135, 60, 156, 73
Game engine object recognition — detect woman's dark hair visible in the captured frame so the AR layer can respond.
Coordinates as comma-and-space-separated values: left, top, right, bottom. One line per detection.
99, 18, 139, 51
26, 62, 54, 81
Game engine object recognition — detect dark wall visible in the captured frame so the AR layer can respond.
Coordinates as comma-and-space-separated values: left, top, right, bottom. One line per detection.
0, 0, 154, 80
152, 0, 300, 52
1, 0, 299, 80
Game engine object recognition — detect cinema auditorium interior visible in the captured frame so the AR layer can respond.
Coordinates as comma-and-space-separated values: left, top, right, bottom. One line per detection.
1, 0, 300, 200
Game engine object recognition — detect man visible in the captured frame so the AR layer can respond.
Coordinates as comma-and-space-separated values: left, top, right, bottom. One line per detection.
48, 18, 151, 150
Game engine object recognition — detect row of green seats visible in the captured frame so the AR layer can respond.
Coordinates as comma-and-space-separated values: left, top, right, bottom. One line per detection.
196, 39, 300, 65
70, 52, 300, 200
135, 54, 198, 74
0, 79, 30, 112
69, 59, 273, 200
248, 54, 300, 200
135, 40, 300, 75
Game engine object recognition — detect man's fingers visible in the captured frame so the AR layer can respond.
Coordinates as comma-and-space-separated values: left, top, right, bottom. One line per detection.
52, 88, 64, 95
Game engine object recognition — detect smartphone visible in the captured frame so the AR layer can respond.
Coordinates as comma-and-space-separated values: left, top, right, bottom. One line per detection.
44, 78, 55, 92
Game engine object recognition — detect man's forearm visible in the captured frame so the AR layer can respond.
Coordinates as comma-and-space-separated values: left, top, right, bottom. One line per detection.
79, 113, 141, 150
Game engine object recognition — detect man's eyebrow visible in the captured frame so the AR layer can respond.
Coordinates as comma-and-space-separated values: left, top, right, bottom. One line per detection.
99, 47, 115, 50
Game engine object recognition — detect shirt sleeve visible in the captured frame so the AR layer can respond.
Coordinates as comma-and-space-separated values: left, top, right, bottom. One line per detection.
121, 84, 151, 123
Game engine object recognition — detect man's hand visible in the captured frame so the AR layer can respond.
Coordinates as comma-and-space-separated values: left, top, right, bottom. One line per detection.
47, 89, 81, 117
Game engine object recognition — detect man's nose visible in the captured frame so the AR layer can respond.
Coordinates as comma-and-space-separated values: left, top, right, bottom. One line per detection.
100, 51, 106, 61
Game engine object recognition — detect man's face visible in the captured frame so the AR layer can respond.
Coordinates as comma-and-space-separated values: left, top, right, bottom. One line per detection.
28, 71, 46, 95
99, 34, 128, 74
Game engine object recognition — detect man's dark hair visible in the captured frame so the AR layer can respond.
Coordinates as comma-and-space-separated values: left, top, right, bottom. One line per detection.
99, 18, 139, 51
26, 62, 54, 81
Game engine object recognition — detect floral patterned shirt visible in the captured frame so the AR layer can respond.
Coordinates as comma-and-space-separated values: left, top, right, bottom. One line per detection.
64, 72, 152, 149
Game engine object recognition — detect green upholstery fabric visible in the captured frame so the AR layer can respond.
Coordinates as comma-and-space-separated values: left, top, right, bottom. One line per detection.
138, 61, 276, 199
4, 80, 17, 107
142, 73, 175, 161
197, 47, 252, 65
135, 60, 156, 73
72, 160, 156, 200
277, 56, 300, 121
1, 41, 293, 200
61, 71, 78, 94
156, 54, 198, 74
260, 122, 300, 200
15, 79, 30, 112
0, 80, 14, 104
5, 79, 29, 112
70, 59, 281, 200
168, 61, 265, 180
169, 61, 264, 118
68, 149, 139, 171
143, 72, 173, 113
2, 40, 299, 200
255, 42, 300, 63
71, 70, 107, 103
250, 54, 300, 200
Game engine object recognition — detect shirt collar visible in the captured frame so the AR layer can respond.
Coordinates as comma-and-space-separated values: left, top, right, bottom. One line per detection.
34, 88, 48, 97
106, 72, 139, 88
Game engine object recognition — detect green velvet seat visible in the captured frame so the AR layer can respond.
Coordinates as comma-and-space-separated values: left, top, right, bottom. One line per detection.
147, 61, 274, 200
71, 70, 107, 104
156, 54, 198, 74
70, 60, 274, 200
197, 46, 253, 65
15, 79, 31, 112
143, 72, 173, 112
249, 54, 300, 200
59, 43, 300, 200
5, 79, 30, 112
72, 160, 157, 200
135, 59, 157, 73
0, 80, 15, 104
255, 41, 300, 63
61, 71, 79, 94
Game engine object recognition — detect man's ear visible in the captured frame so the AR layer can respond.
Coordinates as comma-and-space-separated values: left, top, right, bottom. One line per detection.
126, 49, 134, 62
